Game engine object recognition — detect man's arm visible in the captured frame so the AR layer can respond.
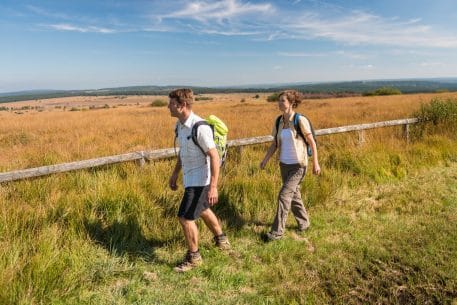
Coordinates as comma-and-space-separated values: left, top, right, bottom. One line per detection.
207, 148, 220, 205
169, 157, 182, 191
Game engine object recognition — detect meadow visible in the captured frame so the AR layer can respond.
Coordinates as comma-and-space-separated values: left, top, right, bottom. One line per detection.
0, 92, 457, 304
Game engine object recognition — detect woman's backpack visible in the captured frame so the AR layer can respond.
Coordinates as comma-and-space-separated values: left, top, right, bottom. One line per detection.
275, 113, 317, 157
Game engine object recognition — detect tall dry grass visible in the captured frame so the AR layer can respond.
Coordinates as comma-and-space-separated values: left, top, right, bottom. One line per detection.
1, 92, 457, 171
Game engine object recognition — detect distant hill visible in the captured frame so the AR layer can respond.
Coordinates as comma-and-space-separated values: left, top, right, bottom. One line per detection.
2, 78, 457, 103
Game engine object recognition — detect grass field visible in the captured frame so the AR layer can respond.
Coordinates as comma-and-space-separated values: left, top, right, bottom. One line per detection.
1, 93, 457, 304
1, 92, 457, 171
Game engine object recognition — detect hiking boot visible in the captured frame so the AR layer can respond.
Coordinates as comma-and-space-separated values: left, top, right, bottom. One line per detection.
174, 251, 202, 273
214, 233, 231, 250
296, 226, 309, 236
266, 231, 283, 241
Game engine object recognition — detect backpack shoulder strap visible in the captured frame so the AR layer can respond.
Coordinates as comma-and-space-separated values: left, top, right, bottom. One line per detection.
293, 113, 307, 143
191, 121, 213, 156
174, 122, 180, 157
274, 115, 282, 145
174, 122, 179, 139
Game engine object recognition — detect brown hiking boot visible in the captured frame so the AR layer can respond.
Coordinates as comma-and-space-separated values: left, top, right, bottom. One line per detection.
213, 234, 231, 250
266, 231, 283, 241
174, 251, 202, 273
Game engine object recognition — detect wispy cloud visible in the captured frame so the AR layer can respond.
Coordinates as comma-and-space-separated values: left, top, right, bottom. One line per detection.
164, 0, 274, 22
150, 0, 274, 36
420, 61, 444, 67
278, 50, 368, 59
29, 0, 457, 48
153, 1, 457, 48
46, 23, 116, 34
283, 11, 457, 48
278, 52, 326, 57
26, 5, 71, 20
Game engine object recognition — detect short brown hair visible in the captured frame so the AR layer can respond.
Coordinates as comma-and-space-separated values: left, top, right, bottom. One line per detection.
279, 90, 303, 108
168, 88, 194, 106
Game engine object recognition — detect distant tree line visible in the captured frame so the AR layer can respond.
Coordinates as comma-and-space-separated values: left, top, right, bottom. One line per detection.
2, 80, 457, 104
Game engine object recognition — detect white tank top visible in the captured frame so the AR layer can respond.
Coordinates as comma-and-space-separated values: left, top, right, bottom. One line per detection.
280, 128, 299, 164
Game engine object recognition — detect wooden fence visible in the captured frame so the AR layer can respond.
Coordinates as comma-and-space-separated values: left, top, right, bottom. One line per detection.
0, 118, 419, 183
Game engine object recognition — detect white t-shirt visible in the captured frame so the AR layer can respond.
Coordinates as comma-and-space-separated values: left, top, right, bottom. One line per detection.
176, 112, 216, 187
279, 128, 300, 164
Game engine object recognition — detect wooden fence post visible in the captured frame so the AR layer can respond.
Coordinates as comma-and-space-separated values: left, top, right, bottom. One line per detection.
403, 124, 410, 144
135, 152, 146, 167
357, 130, 365, 145
237, 146, 244, 161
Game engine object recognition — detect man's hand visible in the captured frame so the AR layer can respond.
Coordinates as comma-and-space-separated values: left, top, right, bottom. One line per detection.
207, 185, 218, 206
169, 173, 178, 191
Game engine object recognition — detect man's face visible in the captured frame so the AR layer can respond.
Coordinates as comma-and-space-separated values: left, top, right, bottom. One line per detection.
168, 98, 181, 117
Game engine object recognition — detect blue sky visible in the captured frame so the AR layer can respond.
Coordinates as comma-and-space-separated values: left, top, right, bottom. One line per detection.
1, 0, 457, 92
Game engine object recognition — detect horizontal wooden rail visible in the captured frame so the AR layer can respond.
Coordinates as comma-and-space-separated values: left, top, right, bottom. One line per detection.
0, 118, 419, 183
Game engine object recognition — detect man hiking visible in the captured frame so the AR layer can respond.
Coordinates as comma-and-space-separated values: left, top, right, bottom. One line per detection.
168, 88, 230, 272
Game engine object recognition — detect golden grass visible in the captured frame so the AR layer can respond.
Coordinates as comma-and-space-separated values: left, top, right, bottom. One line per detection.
1, 92, 457, 171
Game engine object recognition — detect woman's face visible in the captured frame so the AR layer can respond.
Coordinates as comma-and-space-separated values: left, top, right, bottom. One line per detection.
278, 95, 292, 112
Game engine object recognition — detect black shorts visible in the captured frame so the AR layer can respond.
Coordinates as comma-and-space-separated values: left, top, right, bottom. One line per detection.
178, 186, 210, 220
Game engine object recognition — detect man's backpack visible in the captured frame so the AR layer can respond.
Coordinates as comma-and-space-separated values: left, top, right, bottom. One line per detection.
275, 113, 317, 157
175, 115, 229, 167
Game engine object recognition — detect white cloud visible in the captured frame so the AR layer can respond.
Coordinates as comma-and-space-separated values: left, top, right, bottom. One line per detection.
283, 11, 457, 48
420, 61, 444, 67
46, 23, 116, 34
165, 0, 274, 22
32, 1, 457, 49
154, 2, 457, 48
278, 52, 325, 57
26, 5, 71, 20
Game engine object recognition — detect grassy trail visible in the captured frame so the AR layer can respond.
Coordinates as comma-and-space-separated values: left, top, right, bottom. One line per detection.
2, 160, 456, 305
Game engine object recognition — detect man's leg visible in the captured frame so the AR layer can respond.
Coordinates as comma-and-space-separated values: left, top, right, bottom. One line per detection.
200, 208, 222, 236
175, 217, 202, 272
200, 208, 230, 249
179, 217, 199, 252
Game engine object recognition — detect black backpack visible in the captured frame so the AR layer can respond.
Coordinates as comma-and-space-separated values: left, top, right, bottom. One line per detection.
275, 113, 317, 157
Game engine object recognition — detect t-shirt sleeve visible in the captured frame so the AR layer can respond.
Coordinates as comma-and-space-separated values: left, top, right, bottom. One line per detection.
197, 124, 216, 153
299, 116, 312, 136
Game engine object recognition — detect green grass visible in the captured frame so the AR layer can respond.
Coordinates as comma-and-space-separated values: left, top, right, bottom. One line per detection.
1, 127, 457, 304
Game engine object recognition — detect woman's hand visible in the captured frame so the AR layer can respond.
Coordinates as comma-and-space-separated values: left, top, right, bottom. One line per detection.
313, 162, 321, 175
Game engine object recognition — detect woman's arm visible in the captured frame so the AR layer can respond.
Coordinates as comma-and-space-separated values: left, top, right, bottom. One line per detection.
260, 142, 277, 169
305, 133, 321, 175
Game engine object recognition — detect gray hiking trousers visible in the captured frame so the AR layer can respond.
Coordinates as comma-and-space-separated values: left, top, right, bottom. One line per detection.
271, 162, 310, 235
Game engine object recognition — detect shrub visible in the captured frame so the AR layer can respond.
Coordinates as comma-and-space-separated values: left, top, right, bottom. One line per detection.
412, 97, 457, 139
150, 99, 167, 107
415, 98, 457, 125
267, 93, 279, 102
195, 96, 213, 101
363, 87, 402, 96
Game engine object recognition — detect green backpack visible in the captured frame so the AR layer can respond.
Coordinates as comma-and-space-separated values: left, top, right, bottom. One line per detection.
175, 115, 229, 167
